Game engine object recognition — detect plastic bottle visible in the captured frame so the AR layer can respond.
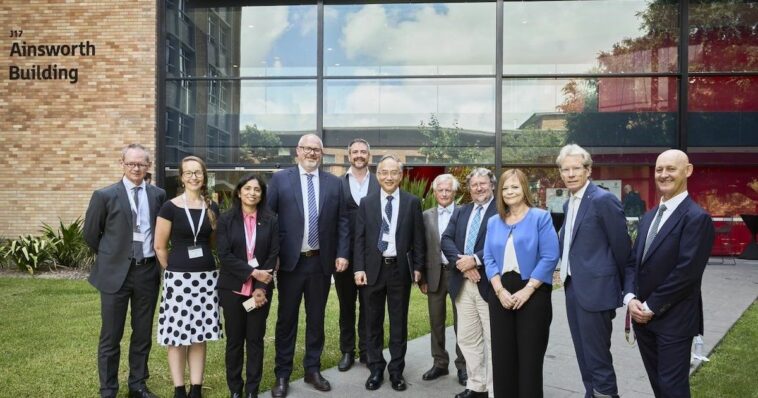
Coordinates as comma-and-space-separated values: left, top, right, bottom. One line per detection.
693, 335, 704, 359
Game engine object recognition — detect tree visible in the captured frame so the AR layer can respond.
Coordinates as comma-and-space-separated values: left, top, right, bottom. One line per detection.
417, 114, 483, 164
239, 124, 282, 164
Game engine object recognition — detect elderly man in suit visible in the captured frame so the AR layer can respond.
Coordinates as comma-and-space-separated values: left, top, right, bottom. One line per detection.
267, 133, 350, 397
336, 138, 380, 371
624, 149, 714, 398
441, 168, 498, 398
557, 144, 631, 398
354, 155, 425, 392
420, 174, 467, 386
84, 144, 167, 398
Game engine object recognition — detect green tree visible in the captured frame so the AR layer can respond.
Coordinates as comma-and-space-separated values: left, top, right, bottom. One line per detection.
239, 124, 282, 164
417, 114, 482, 164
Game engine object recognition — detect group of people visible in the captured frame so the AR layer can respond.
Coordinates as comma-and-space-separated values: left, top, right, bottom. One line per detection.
83, 138, 714, 398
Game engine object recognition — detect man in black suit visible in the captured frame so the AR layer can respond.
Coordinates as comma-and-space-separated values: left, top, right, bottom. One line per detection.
83, 144, 167, 398
336, 138, 380, 371
354, 155, 425, 392
267, 134, 350, 397
624, 149, 714, 398
441, 168, 498, 398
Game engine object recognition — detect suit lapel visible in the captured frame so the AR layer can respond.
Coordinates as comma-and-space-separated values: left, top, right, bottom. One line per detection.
458, 204, 473, 251
289, 168, 305, 219
570, 182, 594, 248
115, 181, 133, 230
475, 201, 496, 245
318, 170, 327, 214
642, 198, 689, 264
146, 185, 158, 231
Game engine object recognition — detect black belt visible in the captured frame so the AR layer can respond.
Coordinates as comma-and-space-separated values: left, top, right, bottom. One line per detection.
131, 256, 155, 266
382, 257, 397, 264
301, 249, 320, 257
441, 263, 449, 270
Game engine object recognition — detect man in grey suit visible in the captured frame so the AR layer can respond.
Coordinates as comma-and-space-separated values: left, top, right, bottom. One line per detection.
420, 174, 467, 385
84, 144, 167, 398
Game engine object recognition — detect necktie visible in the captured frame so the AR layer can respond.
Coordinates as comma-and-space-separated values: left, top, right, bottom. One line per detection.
643, 204, 667, 260
132, 186, 144, 261
560, 195, 576, 283
378, 195, 393, 252
464, 205, 482, 255
306, 174, 319, 248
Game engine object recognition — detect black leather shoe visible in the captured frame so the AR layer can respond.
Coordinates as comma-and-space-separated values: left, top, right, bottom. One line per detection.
304, 371, 331, 392
365, 370, 384, 390
390, 375, 407, 391
457, 368, 468, 386
455, 389, 488, 398
271, 378, 288, 398
338, 352, 355, 371
129, 388, 158, 398
422, 366, 449, 380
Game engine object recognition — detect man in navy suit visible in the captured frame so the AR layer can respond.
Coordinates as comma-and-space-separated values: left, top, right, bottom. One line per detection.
624, 149, 714, 398
267, 134, 350, 397
354, 155, 425, 392
557, 144, 631, 398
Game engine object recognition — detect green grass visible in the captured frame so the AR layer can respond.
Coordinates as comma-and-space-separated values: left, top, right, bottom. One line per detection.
0, 277, 449, 397
690, 300, 758, 398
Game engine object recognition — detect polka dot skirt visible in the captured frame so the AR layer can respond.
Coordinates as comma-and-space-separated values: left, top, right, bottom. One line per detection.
158, 270, 223, 346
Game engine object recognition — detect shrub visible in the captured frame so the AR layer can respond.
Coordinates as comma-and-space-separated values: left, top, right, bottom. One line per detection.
41, 217, 94, 269
0, 235, 53, 274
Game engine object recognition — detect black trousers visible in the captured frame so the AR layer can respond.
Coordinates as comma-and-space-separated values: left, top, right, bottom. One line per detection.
362, 261, 412, 377
489, 272, 552, 398
333, 266, 367, 357
274, 255, 331, 378
98, 261, 160, 398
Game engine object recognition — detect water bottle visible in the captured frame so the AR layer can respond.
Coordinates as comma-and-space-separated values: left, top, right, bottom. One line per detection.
693, 335, 704, 359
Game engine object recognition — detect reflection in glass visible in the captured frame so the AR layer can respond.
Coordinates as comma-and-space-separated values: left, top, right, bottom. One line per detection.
688, 76, 758, 147
503, 1, 678, 74
324, 3, 495, 76
689, 2, 758, 72
324, 79, 495, 165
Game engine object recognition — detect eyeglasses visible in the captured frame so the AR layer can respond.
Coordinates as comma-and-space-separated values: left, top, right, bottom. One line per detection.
299, 146, 322, 154
123, 162, 149, 169
182, 171, 203, 178
559, 166, 586, 175
377, 170, 402, 177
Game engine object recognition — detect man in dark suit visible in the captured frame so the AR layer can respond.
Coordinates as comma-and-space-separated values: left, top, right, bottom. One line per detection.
354, 155, 425, 392
556, 144, 631, 398
624, 149, 714, 398
441, 168, 498, 398
336, 138, 380, 371
84, 144, 167, 398
267, 133, 350, 397
420, 174, 467, 385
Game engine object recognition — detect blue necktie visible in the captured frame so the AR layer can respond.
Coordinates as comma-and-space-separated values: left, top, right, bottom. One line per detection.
306, 174, 319, 248
464, 205, 482, 255
378, 195, 394, 252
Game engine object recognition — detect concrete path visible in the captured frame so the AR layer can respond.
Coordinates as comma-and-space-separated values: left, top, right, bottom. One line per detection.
269, 259, 757, 397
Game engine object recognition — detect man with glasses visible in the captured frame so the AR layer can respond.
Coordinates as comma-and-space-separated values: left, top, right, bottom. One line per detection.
267, 133, 350, 397
84, 144, 167, 398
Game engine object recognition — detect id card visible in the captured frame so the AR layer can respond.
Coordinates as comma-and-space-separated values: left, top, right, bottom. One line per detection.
248, 258, 259, 268
187, 245, 204, 259
242, 297, 257, 312
133, 232, 145, 242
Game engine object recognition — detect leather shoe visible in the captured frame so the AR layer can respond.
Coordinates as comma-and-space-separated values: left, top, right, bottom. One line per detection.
457, 368, 468, 386
304, 371, 331, 392
390, 375, 407, 391
230, 392, 242, 398
422, 366, 449, 380
338, 352, 355, 371
129, 388, 158, 398
271, 378, 288, 398
365, 370, 384, 390
455, 389, 488, 398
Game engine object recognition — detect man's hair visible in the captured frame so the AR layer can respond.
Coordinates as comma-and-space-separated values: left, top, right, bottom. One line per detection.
347, 138, 371, 152
432, 174, 460, 192
556, 143, 592, 168
377, 154, 403, 172
121, 143, 151, 163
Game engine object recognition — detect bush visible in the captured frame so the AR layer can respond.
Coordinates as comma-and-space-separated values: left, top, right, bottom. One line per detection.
41, 217, 94, 269
0, 235, 53, 274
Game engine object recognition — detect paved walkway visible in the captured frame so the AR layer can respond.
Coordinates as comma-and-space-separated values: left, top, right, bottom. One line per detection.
269, 259, 757, 397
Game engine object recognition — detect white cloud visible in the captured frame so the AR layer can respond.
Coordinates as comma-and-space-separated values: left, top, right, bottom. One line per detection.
240, 7, 289, 72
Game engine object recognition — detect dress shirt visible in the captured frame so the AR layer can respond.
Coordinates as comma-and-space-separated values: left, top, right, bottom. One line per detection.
437, 204, 455, 265
563, 180, 590, 277
346, 167, 371, 205
465, 197, 493, 265
501, 234, 521, 274
380, 188, 400, 257
298, 164, 320, 251
122, 176, 154, 258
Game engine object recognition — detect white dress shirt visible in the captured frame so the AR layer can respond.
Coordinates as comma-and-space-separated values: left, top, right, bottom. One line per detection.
122, 176, 154, 258
502, 234, 521, 274
562, 180, 590, 277
299, 164, 320, 251
346, 167, 371, 205
381, 188, 400, 257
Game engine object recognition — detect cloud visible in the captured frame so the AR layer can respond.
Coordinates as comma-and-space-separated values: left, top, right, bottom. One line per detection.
240, 7, 289, 72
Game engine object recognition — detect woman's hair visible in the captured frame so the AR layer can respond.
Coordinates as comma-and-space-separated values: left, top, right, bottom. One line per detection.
178, 155, 217, 230
231, 173, 267, 212
496, 168, 535, 221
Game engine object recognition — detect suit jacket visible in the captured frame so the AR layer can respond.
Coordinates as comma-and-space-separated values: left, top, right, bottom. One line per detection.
441, 201, 497, 301
341, 172, 381, 264
422, 207, 447, 293
559, 182, 631, 311
267, 166, 350, 275
216, 207, 280, 292
624, 196, 715, 336
353, 189, 425, 286
84, 180, 167, 294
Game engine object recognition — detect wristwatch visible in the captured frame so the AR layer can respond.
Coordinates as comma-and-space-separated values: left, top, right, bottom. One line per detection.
526, 282, 538, 290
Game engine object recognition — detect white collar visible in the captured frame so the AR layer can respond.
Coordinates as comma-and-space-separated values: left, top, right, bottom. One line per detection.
122, 176, 146, 191
572, 180, 591, 200
381, 188, 399, 200
659, 190, 688, 211
298, 164, 318, 177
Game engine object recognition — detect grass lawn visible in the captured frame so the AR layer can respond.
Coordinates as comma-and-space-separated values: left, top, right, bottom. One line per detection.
0, 277, 449, 397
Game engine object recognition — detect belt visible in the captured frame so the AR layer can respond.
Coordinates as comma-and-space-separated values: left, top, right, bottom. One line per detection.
441, 263, 449, 270
382, 257, 397, 264
131, 256, 155, 266
301, 249, 320, 257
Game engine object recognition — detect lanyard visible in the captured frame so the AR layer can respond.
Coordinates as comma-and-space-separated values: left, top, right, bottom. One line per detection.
243, 213, 257, 261
182, 193, 206, 246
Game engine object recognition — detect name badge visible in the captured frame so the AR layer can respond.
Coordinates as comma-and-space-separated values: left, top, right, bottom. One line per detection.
133, 232, 145, 242
187, 245, 203, 259
248, 258, 259, 268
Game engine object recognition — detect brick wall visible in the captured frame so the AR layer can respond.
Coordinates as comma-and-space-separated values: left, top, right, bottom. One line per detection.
0, 0, 157, 237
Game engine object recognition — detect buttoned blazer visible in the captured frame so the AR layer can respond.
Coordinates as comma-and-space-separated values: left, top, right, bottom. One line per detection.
422, 207, 445, 292
341, 172, 381, 264
84, 180, 167, 294
624, 196, 714, 336
441, 201, 497, 301
353, 190, 425, 286
216, 208, 280, 292
558, 182, 631, 311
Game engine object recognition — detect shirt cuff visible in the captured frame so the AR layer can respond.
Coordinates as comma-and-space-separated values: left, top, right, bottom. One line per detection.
642, 301, 653, 314
623, 293, 636, 306
474, 254, 482, 266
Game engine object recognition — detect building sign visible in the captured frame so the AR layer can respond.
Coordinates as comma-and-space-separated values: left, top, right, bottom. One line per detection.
8, 30, 94, 84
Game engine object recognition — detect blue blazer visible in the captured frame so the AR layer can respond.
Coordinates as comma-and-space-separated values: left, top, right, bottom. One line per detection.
483, 208, 559, 285
624, 196, 714, 336
559, 182, 632, 311
267, 166, 350, 275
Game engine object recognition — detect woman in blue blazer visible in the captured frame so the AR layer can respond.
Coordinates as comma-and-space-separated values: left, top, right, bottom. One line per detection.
483, 169, 559, 398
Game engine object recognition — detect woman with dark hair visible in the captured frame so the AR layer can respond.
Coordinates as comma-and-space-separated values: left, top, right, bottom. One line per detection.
154, 155, 222, 398
216, 174, 279, 398
483, 169, 559, 398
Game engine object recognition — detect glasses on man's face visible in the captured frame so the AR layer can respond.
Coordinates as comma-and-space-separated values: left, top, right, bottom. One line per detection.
299, 146, 322, 154
182, 171, 203, 179
378, 170, 402, 177
123, 162, 149, 169
560, 166, 586, 175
